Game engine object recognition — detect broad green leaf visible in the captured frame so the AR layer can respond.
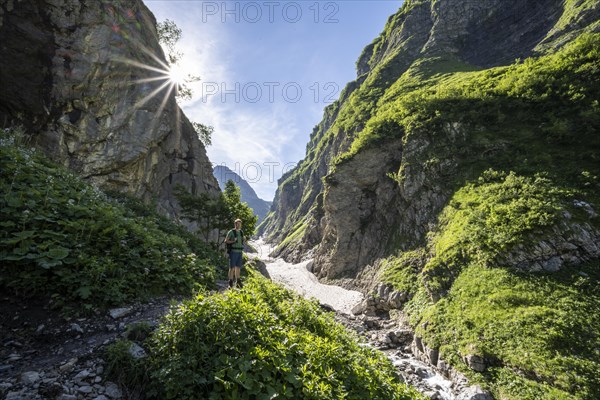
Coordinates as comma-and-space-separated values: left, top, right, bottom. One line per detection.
47, 247, 70, 260
38, 258, 63, 269
77, 286, 92, 299
2, 254, 26, 261
13, 230, 36, 239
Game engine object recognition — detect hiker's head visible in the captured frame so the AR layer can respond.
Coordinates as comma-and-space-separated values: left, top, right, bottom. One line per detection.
234, 219, 242, 229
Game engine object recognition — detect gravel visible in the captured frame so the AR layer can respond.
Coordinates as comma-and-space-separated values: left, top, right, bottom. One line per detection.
251, 239, 364, 315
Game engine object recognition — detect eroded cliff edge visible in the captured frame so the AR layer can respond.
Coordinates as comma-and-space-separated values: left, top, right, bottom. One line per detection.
261, 0, 600, 285
0, 0, 219, 216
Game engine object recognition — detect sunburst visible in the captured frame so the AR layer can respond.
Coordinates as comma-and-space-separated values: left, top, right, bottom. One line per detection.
167, 63, 187, 88
112, 40, 188, 136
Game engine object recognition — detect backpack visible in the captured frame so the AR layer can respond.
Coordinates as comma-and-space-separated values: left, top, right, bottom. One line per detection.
225, 229, 244, 254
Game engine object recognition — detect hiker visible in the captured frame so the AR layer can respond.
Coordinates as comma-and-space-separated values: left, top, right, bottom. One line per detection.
225, 218, 245, 288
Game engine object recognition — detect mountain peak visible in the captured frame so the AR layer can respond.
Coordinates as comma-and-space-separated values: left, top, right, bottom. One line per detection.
213, 165, 271, 223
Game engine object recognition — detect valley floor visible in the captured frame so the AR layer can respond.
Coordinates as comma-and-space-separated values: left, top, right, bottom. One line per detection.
250, 240, 489, 400
1, 245, 489, 400
251, 239, 364, 315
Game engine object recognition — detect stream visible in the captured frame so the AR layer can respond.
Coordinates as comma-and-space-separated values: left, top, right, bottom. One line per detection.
250, 240, 458, 400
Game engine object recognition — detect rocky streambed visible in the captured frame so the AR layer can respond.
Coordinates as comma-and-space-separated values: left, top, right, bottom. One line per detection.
253, 240, 493, 400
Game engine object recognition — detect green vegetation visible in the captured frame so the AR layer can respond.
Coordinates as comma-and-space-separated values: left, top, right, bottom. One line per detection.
191, 121, 214, 147
381, 248, 425, 296
417, 262, 600, 400
339, 33, 600, 175
422, 170, 569, 295
0, 129, 218, 310
383, 169, 599, 398
106, 339, 152, 399
176, 179, 258, 245
373, 31, 600, 400
275, 219, 307, 252
545, 0, 600, 46
382, 171, 600, 399
108, 273, 421, 400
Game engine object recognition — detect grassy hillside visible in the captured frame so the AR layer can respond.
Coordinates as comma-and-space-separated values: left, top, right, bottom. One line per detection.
384, 172, 600, 398
375, 34, 600, 399
337, 33, 600, 173
0, 129, 219, 310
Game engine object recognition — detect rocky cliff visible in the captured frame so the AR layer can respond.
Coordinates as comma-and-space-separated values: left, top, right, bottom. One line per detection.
213, 165, 271, 223
262, 0, 600, 397
262, 0, 600, 281
0, 0, 219, 216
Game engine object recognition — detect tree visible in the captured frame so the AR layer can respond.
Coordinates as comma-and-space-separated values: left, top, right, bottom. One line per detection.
156, 20, 215, 146
156, 19, 201, 102
223, 180, 258, 238
192, 122, 213, 147
174, 186, 225, 243
174, 181, 258, 245
156, 19, 182, 65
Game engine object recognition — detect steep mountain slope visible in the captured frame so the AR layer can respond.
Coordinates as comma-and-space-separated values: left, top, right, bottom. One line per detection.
0, 0, 219, 216
262, 0, 600, 398
213, 165, 272, 223
263, 0, 600, 269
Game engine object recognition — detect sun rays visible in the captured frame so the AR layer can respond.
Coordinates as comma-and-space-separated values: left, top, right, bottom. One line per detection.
111, 38, 188, 139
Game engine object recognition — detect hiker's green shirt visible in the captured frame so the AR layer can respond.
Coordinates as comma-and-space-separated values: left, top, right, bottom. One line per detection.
227, 229, 244, 253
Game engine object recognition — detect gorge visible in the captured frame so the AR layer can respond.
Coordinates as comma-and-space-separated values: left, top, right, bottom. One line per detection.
1, 0, 599, 399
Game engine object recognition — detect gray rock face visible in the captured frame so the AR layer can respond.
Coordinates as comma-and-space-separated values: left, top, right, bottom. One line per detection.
0, 0, 219, 217
425, 0, 565, 67
104, 382, 122, 399
314, 139, 404, 279
19, 371, 40, 385
504, 218, 600, 273
456, 386, 494, 400
352, 283, 409, 316
464, 354, 486, 373
127, 342, 146, 359
109, 307, 132, 320
262, 0, 600, 284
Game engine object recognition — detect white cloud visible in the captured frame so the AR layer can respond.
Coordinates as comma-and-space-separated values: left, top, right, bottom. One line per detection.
185, 100, 302, 200
146, 1, 357, 201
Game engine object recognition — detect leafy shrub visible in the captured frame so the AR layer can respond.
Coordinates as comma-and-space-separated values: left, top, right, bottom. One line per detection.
124, 321, 155, 342
147, 273, 420, 400
381, 248, 425, 297
0, 129, 216, 309
105, 190, 224, 268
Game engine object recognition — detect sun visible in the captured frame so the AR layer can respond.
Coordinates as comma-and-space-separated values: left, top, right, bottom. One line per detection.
168, 63, 187, 86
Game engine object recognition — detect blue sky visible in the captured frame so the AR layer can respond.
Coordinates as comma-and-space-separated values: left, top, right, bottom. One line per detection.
144, 0, 403, 200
